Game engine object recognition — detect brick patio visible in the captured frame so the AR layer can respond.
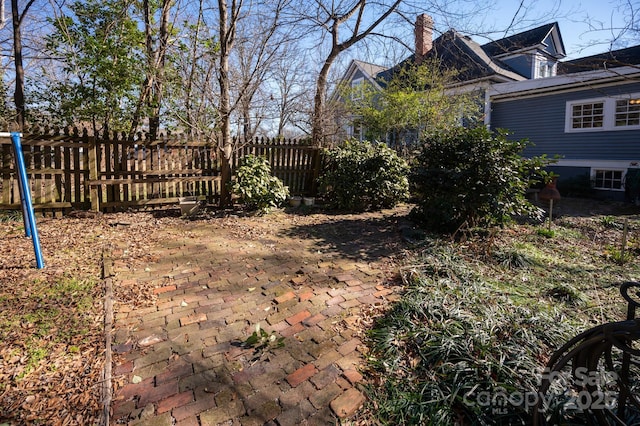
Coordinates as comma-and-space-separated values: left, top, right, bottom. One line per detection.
107, 206, 409, 425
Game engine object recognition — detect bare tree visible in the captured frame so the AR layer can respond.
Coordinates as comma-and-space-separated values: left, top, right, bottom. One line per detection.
11, 0, 36, 129
164, 0, 219, 140
583, 0, 639, 52
271, 48, 311, 137
231, 3, 291, 140
293, 0, 402, 146
215, 0, 293, 206
130, 0, 175, 140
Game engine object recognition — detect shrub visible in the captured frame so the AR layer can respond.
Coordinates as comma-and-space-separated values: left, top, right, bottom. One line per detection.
410, 127, 549, 233
319, 139, 409, 211
229, 154, 289, 213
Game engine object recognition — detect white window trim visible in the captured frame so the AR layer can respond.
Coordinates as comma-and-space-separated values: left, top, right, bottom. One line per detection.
532, 53, 557, 79
350, 77, 364, 101
591, 168, 626, 192
565, 93, 640, 133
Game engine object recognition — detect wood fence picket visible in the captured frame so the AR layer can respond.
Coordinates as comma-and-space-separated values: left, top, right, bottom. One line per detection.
0, 131, 322, 215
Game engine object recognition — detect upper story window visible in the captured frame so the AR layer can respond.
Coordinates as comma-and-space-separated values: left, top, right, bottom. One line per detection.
532, 53, 557, 78
571, 102, 604, 129
566, 94, 640, 132
615, 98, 640, 127
537, 60, 556, 78
350, 77, 364, 100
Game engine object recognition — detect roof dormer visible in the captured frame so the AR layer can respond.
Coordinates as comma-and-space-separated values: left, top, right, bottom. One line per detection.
482, 22, 566, 79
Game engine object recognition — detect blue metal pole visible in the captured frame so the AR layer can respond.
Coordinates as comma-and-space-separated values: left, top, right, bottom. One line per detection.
14, 152, 32, 238
10, 132, 44, 269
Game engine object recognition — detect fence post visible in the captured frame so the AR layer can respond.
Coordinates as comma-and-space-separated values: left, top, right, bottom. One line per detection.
88, 136, 100, 211
310, 147, 322, 196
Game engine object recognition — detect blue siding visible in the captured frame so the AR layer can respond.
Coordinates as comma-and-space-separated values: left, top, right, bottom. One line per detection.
491, 81, 640, 160
542, 35, 557, 56
351, 69, 368, 81
501, 55, 533, 79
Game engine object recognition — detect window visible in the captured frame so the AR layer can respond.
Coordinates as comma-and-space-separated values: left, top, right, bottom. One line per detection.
538, 61, 555, 78
615, 98, 640, 127
350, 121, 363, 141
566, 94, 640, 132
350, 78, 364, 101
593, 169, 623, 190
571, 102, 604, 129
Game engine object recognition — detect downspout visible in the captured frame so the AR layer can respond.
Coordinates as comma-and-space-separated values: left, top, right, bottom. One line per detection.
484, 88, 492, 129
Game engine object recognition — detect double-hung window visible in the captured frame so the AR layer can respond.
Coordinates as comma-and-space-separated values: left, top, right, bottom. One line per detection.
537, 61, 556, 78
615, 98, 640, 127
350, 78, 364, 101
566, 94, 640, 132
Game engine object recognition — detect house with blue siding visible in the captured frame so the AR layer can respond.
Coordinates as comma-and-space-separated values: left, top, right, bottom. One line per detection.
335, 14, 640, 201
334, 15, 565, 144
487, 47, 640, 201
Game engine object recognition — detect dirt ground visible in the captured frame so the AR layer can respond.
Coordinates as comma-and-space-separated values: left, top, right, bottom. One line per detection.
545, 196, 640, 218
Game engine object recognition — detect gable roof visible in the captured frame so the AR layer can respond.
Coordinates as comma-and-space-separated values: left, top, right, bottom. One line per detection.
355, 60, 388, 79
377, 29, 526, 86
330, 59, 389, 102
482, 22, 565, 58
433, 30, 525, 82
559, 45, 640, 74
340, 59, 388, 87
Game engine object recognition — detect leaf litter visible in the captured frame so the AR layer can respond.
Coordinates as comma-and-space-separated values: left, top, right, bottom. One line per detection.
0, 211, 174, 425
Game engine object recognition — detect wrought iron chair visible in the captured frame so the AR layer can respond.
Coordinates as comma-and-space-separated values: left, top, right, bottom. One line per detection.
534, 281, 640, 425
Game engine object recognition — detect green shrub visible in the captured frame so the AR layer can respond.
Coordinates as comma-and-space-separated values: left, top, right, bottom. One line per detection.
410, 127, 549, 233
229, 154, 289, 213
319, 139, 409, 211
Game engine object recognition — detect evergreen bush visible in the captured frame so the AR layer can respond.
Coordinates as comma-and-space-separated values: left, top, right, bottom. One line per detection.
229, 154, 289, 213
411, 127, 550, 233
319, 139, 409, 211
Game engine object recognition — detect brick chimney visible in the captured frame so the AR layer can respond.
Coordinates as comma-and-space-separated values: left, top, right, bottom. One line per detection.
415, 14, 434, 64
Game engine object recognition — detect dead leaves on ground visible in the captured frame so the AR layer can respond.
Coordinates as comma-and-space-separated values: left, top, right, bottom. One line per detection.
0, 212, 170, 425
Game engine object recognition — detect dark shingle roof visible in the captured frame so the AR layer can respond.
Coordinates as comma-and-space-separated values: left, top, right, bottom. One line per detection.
482, 22, 558, 57
559, 45, 640, 74
376, 29, 524, 85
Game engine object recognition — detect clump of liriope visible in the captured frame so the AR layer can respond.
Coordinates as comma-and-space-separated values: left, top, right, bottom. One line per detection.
364, 245, 578, 425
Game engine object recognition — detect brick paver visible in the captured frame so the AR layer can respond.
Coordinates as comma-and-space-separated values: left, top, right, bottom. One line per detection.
108, 205, 410, 425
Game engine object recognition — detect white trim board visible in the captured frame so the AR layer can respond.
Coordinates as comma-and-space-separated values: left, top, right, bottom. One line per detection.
488, 66, 640, 101
553, 159, 640, 169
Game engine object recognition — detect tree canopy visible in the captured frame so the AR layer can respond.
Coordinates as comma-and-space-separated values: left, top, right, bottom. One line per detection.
340, 58, 483, 146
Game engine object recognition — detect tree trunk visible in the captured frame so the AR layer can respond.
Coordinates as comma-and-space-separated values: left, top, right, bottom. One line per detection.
312, 52, 337, 147
308, 0, 402, 146
129, 0, 171, 140
218, 0, 234, 207
11, 0, 25, 130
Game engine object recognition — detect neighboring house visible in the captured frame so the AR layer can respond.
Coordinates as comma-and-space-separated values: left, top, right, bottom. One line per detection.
334, 14, 566, 144
332, 60, 389, 142
487, 46, 640, 201
337, 14, 640, 201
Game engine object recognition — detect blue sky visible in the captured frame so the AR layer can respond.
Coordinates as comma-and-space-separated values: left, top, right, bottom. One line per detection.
343, 1, 634, 69
483, 0, 634, 59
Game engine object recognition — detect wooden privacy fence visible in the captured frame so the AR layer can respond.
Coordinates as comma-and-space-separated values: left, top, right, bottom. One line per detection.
0, 130, 322, 215
233, 137, 321, 197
